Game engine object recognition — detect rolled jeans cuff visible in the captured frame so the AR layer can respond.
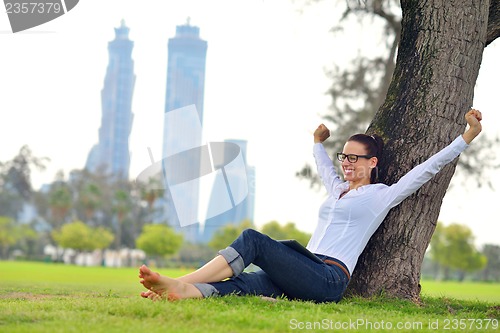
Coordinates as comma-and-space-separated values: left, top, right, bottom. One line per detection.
193, 283, 219, 298
218, 246, 245, 277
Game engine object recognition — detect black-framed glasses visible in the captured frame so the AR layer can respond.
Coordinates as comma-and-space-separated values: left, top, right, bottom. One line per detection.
336, 153, 373, 163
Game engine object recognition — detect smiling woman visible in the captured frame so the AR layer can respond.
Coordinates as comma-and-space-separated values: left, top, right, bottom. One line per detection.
137, 109, 483, 304
337, 133, 384, 186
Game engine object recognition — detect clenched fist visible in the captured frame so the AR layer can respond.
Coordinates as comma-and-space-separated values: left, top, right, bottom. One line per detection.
314, 124, 330, 143
463, 108, 482, 144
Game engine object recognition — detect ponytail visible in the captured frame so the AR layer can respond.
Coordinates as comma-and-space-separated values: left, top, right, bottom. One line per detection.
369, 134, 384, 183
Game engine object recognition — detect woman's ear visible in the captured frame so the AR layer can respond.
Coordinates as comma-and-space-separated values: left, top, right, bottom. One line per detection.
370, 157, 378, 168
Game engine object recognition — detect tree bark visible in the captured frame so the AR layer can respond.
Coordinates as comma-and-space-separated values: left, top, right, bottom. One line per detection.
487, 0, 500, 45
346, 0, 491, 302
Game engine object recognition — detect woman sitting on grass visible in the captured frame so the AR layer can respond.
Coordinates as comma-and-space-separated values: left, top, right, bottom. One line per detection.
138, 109, 483, 303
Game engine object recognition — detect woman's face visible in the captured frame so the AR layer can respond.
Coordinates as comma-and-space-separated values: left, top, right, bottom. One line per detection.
340, 141, 377, 183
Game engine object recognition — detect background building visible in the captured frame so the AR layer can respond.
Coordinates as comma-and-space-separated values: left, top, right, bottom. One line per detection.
86, 20, 135, 179
162, 20, 208, 243
163, 19, 208, 124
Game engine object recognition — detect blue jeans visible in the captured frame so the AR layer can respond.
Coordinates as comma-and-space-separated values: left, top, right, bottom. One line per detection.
194, 229, 350, 303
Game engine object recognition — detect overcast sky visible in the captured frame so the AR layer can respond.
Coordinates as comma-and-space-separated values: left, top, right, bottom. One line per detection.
1, 0, 498, 247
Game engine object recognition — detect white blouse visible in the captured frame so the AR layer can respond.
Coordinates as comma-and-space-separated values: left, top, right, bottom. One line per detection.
307, 135, 469, 274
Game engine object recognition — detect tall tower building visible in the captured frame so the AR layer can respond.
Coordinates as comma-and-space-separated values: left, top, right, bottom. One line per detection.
162, 20, 208, 243
86, 20, 135, 179
200, 139, 256, 244
164, 20, 208, 124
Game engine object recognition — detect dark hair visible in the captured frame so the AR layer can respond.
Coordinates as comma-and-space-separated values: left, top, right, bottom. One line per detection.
347, 133, 384, 183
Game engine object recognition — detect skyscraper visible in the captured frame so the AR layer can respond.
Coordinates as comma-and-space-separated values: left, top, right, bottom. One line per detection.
163, 19, 208, 124
162, 20, 208, 243
86, 20, 135, 179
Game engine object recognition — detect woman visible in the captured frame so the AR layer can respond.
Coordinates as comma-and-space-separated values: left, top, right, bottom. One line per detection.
139, 109, 482, 303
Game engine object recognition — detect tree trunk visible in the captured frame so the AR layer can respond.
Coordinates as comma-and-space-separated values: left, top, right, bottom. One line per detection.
487, 0, 500, 45
346, 0, 490, 302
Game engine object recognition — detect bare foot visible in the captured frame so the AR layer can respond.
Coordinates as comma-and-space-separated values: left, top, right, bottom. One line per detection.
140, 290, 163, 301
138, 265, 202, 301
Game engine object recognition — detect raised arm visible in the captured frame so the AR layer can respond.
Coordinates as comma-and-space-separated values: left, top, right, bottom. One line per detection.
381, 109, 483, 208
313, 124, 344, 194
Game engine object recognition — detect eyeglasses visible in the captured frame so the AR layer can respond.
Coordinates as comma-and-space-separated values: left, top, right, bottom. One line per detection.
336, 153, 373, 163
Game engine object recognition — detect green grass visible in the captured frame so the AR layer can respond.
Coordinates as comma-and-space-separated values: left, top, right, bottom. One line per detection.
421, 280, 500, 303
0, 261, 499, 333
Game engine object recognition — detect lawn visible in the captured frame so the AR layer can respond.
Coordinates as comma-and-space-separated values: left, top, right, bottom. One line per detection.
421, 280, 500, 303
0, 261, 498, 332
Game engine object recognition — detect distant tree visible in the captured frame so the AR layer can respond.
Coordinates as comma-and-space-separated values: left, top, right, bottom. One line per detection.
68, 170, 133, 249
51, 220, 111, 250
90, 226, 114, 250
0, 216, 36, 259
112, 188, 132, 249
130, 178, 164, 245
208, 220, 311, 252
0, 217, 18, 258
47, 172, 73, 229
66, 169, 111, 226
52, 221, 93, 252
34, 168, 155, 252
208, 220, 253, 251
136, 224, 183, 263
447, 225, 487, 281
429, 223, 487, 281
480, 244, 500, 282
78, 183, 102, 222
0, 189, 22, 219
15, 223, 41, 260
0, 145, 48, 200
138, 177, 164, 210
176, 242, 214, 267
52, 220, 114, 264
260, 221, 287, 239
427, 223, 446, 278
0, 146, 48, 218
261, 221, 311, 247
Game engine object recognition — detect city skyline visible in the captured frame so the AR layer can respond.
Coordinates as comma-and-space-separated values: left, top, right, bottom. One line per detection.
1, 0, 498, 247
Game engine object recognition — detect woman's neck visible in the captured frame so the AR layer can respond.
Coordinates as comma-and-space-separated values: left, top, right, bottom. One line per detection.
348, 179, 371, 191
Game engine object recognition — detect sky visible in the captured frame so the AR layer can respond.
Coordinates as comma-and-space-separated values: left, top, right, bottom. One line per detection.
1, 0, 499, 247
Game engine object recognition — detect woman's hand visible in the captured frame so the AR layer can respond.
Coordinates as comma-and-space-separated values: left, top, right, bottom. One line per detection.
463, 108, 482, 144
314, 124, 330, 143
